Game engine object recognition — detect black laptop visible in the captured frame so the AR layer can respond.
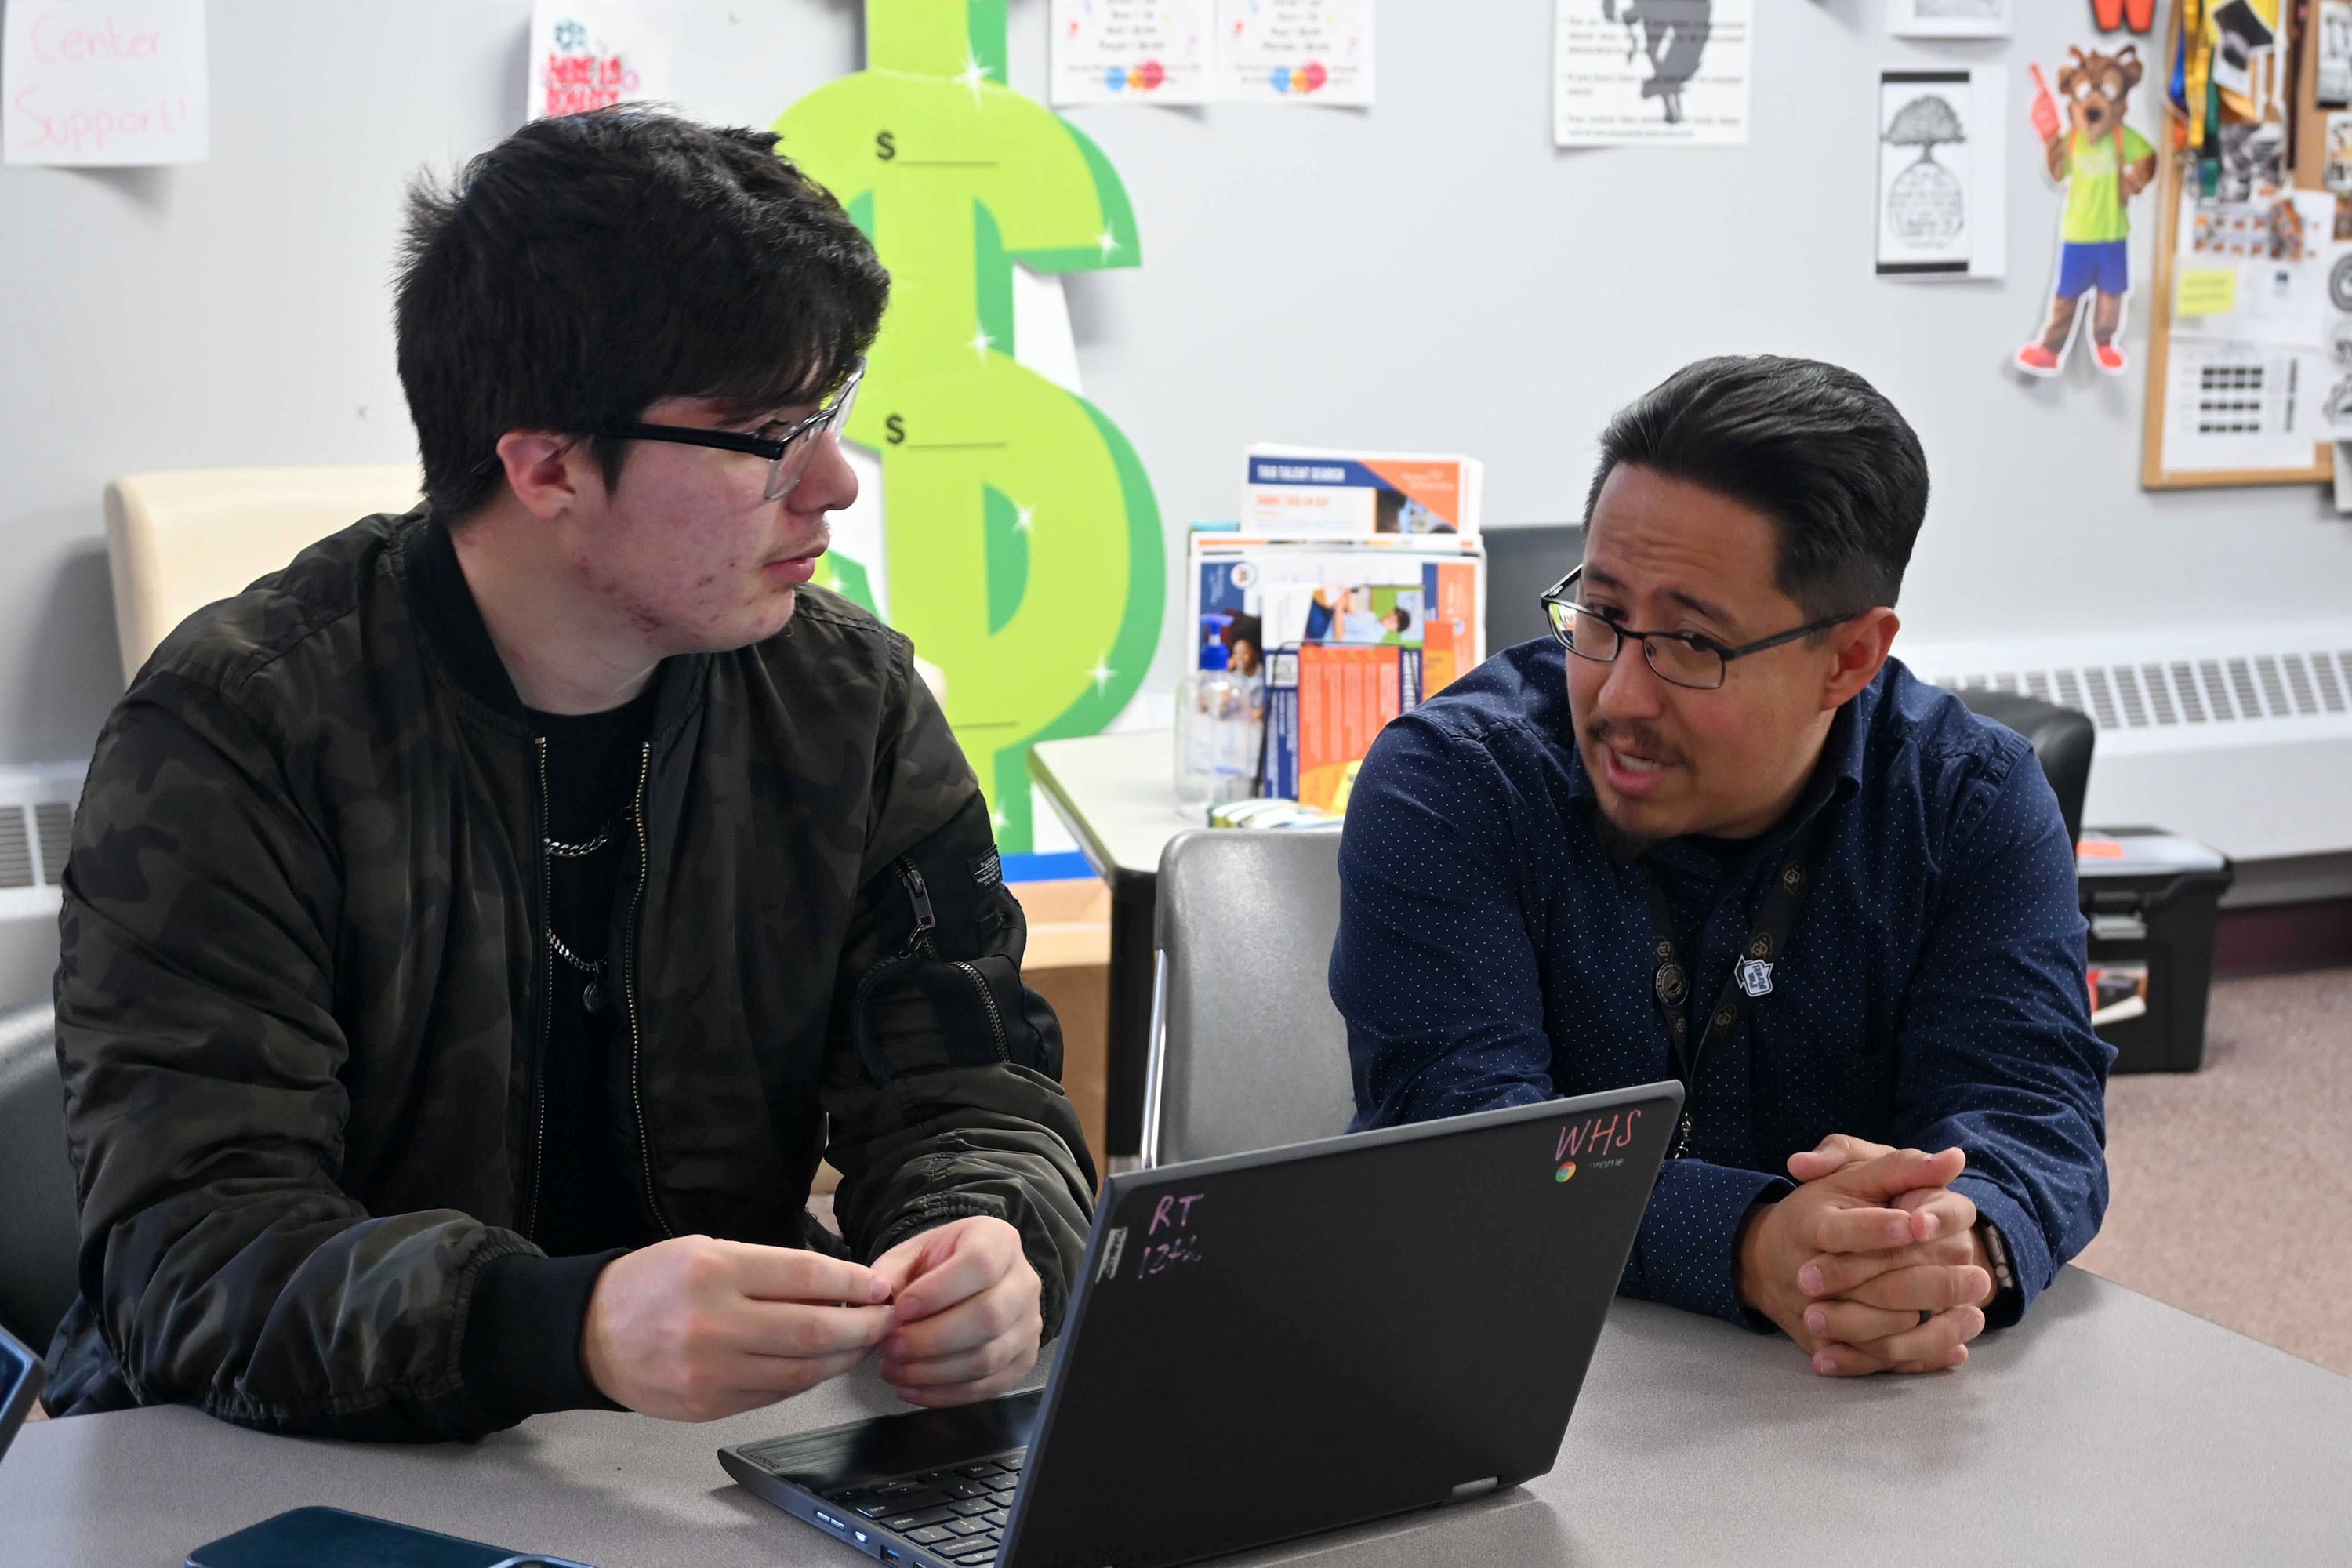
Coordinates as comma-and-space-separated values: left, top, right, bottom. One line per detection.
720, 1080, 1680, 1568
0, 1321, 45, 1463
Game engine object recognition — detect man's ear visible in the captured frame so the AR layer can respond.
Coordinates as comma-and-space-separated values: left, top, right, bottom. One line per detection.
492, 430, 591, 522
1819, 608, 1899, 713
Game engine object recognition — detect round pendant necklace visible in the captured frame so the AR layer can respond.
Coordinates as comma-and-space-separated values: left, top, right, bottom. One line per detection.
548, 927, 605, 1014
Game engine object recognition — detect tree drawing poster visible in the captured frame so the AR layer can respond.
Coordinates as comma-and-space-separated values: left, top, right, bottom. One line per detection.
1553, 0, 1752, 147
1876, 68, 2007, 280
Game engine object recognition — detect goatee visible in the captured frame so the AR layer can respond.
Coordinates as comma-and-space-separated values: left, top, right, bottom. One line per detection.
1595, 809, 1664, 865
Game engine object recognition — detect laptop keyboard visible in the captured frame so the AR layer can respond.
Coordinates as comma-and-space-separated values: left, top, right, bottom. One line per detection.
822, 1451, 1026, 1566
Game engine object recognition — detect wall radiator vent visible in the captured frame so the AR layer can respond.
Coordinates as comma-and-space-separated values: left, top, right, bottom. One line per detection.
1901, 622, 2352, 864
1935, 650, 2352, 734
0, 764, 88, 920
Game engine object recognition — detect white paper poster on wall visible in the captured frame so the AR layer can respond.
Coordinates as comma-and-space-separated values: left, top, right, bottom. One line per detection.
1051, 0, 1213, 106
2317, 244, 2352, 441
2162, 188, 2334, 472
2, 0, 209, 166
1887, 0, 2012, 41
527, 2, 670, 122
1554, 0, 1751, 147
1214, 0, 1373, 107
1876, 69, 2006, 280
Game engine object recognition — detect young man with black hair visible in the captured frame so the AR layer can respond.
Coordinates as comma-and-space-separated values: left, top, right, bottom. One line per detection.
47, 107, 1094, 1440
1333, 355, 2111, 1377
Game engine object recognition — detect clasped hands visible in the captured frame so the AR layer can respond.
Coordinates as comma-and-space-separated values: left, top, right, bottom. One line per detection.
1737, 1134, 1996, 1377
580, 1214, 1043, 1421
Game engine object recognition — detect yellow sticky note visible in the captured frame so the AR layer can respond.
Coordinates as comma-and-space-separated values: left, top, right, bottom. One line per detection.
2176, 267, 2238, 318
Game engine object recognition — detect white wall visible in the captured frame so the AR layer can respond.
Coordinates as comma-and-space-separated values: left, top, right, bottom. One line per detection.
1, 1, 2347, 976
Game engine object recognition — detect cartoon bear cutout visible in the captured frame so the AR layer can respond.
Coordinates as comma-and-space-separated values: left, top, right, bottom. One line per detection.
2016, 44, 2159, 379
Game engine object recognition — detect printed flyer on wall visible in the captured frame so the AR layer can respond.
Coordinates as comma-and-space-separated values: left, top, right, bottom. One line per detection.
528, 2, 668, 121
2165, 187, 2336, 473
1875, 68, 2006, 280
1554, 0, 1752, 147
1214, 0, 1373, 106
1240, 445, 1484, 539
1050, 0, 1212, 106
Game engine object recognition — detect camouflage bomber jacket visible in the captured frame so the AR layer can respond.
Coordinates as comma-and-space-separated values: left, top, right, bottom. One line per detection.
45, 507, 1095, 1440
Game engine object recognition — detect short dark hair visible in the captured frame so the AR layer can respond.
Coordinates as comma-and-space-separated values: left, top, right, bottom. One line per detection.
1583, 356, 1929, 616
396, 107, 889, 517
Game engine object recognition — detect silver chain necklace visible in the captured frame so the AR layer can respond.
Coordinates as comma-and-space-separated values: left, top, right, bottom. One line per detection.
544, 815, 619, 1014
545, 814, 621, 858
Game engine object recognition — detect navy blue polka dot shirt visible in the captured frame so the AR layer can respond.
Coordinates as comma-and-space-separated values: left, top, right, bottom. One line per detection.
1330, 639, 2113, 1330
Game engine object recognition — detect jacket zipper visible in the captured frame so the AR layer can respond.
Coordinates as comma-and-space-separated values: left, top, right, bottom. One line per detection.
623, 740, 673, 1237
951, 960, 1011, 1062
891, 856, 938, 955
524, 736, 554, 1240
889, 858, 1008, 1063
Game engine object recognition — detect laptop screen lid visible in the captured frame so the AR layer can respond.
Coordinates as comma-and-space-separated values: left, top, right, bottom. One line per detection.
1000, 1079, 1681, 1568
0, 1321, 45, 1464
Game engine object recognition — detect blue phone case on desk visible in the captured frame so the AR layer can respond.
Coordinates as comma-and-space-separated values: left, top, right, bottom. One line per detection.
185, 1506, 596, 1568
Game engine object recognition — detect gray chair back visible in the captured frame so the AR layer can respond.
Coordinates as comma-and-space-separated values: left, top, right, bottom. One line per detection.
1144, 829, 1356, 1167
0, 1002, 82, 1351
1481, 524, 1583, 652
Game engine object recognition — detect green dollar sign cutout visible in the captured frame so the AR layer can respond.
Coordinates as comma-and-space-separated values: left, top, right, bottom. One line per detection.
775, 0, 1163, 855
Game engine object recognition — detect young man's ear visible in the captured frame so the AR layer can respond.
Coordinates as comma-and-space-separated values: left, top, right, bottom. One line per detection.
493, 430, 590, 521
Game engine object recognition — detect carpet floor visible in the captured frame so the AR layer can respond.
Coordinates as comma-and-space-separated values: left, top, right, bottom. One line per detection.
2073, 966, 2352, 1377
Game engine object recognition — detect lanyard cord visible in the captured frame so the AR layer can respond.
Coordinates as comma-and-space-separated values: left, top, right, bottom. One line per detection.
1634, 811, 1832, 1160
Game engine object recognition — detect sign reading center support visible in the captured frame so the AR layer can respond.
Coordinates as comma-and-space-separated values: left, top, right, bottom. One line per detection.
775, 0, 1164, 855
2, 0, 209, 166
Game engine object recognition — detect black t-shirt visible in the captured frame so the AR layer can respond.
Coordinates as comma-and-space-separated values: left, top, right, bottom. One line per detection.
527, 681, 662, 1258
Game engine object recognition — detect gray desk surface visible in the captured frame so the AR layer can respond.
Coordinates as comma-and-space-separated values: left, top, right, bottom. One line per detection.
1030, 729, 1192, 885
7, 1269, 2348, 1566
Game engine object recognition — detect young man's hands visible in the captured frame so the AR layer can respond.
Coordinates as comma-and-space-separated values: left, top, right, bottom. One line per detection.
1736, 1137, 1994, 1378
869, 1216, 1045, 1409
581, 1236, 896, 1421
579, 1217, 1041, 1421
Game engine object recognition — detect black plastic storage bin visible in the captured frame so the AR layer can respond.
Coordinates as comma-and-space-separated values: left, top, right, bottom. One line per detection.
2077, 827, 2234, 1074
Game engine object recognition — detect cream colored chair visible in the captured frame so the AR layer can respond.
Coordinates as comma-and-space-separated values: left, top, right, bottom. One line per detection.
103, 466, 422, 681
101, 466, 949, 702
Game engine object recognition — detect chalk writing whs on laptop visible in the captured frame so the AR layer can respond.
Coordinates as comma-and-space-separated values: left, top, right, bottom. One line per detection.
1556, 1109, 1643, 1182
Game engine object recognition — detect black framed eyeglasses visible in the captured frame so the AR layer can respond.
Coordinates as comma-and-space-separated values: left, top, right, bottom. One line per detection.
1539, 565, 1860, 692
595, 361, 865, 502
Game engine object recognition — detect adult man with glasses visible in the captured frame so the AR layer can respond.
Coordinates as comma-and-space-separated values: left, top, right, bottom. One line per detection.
1332, 356, 2111, 1377
45, 109, 1093, 1440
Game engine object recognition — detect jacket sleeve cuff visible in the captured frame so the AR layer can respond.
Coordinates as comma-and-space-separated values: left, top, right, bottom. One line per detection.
1951, 1174, 2052, 1329
1621, 1160, 1793, 1330
460, 1250, 629, 1421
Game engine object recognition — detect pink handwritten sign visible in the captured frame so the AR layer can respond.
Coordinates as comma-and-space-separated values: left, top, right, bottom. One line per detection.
3, 0, 209, 166
527, 4, 668, 122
